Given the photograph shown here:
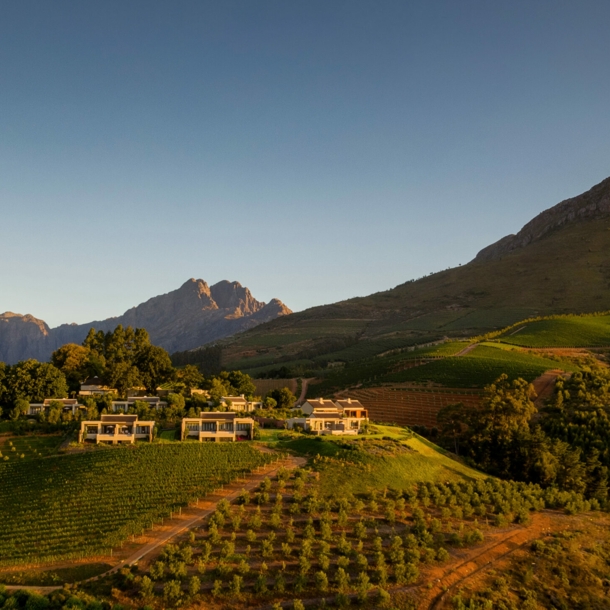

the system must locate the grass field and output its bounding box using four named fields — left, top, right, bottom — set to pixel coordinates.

left=272, top=425, right=485, bottom=497
left=497, top=314, right=610, bottom=347
left=0, top=435, right=63, bottom=462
